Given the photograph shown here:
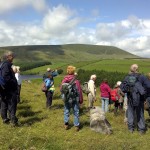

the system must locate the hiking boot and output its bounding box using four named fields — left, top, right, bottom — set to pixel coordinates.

left=129, top=130, right=134, bottom=134
left=139, top=131, right=146, bottom=135
left=64, top=125, right=69, bottom=130
left=75, top=126, right=80, bottom=132
left=3, top=118, right=10, bottom=124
